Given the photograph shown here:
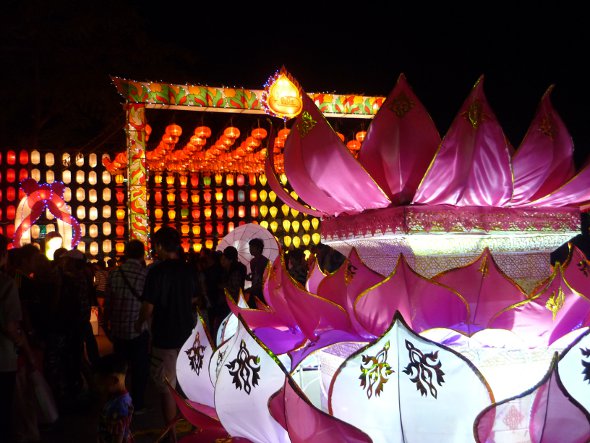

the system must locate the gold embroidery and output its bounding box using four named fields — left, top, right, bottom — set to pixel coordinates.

left=463, top=99, right=484, bottom=128
left=538, top=114, right=555, bottom=140
left=359, top=341, right=393, bottom=398
left=479, top=256, right=489, bottom=278
left=297, top=111, right=316, bottom=138
left=389, top=91, right=414, bottom=118
left=545, top=288, right=565, bottom=320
